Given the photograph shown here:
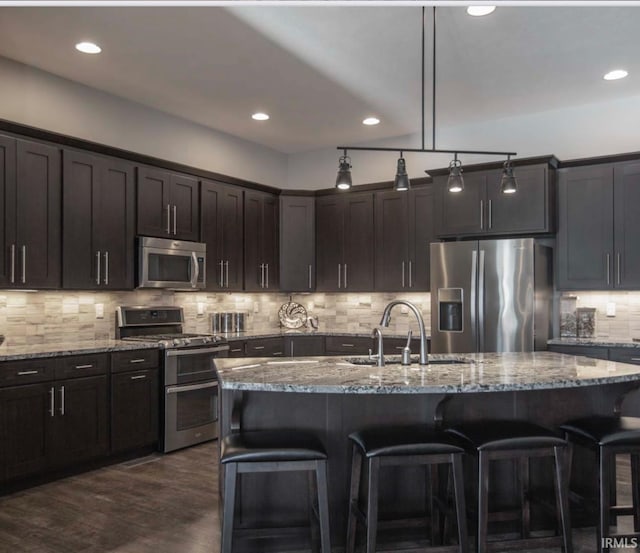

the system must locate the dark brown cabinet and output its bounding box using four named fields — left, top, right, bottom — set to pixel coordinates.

left=324, top=336, right=373, bottom=355
left=374, top=186, right=436, bottom=291
left=279, top=195, right=315, bottom=292
left=434, top=159, right=555, bottom=238
left=284, top=336, right=325, bottom=357
left=557, top=161, right=640, bottom=290
left=316, top=192, right=374, bottom=291
left=200, top=180, right=244, bottom=291
left=244, top=337, right=285, bottom=357
left=62, top=150, right=135, bottom=290
left=244, top=190, right=279, bottom=291
left=137, top=166, right=199, bottom=241
left=0, top=135, right=61, bottom=289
